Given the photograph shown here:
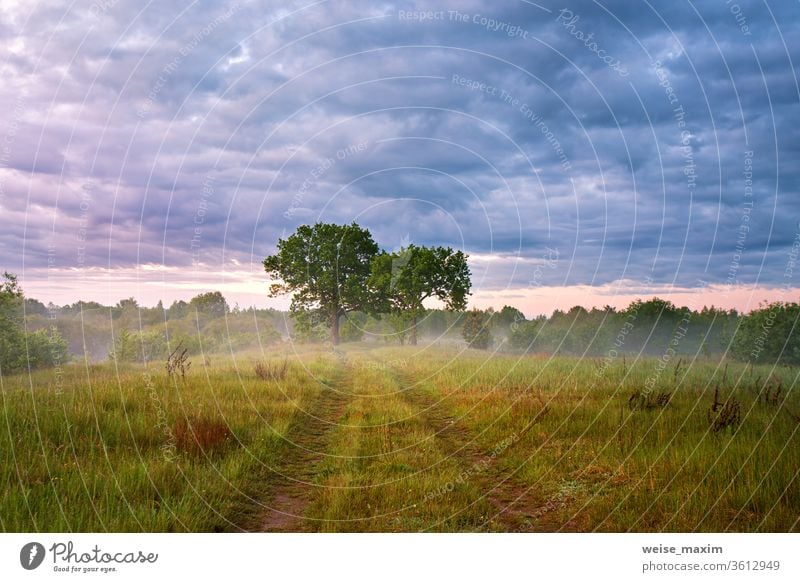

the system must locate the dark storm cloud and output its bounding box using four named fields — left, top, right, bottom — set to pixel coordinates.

left=1, top=0, right=798, bottom=295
